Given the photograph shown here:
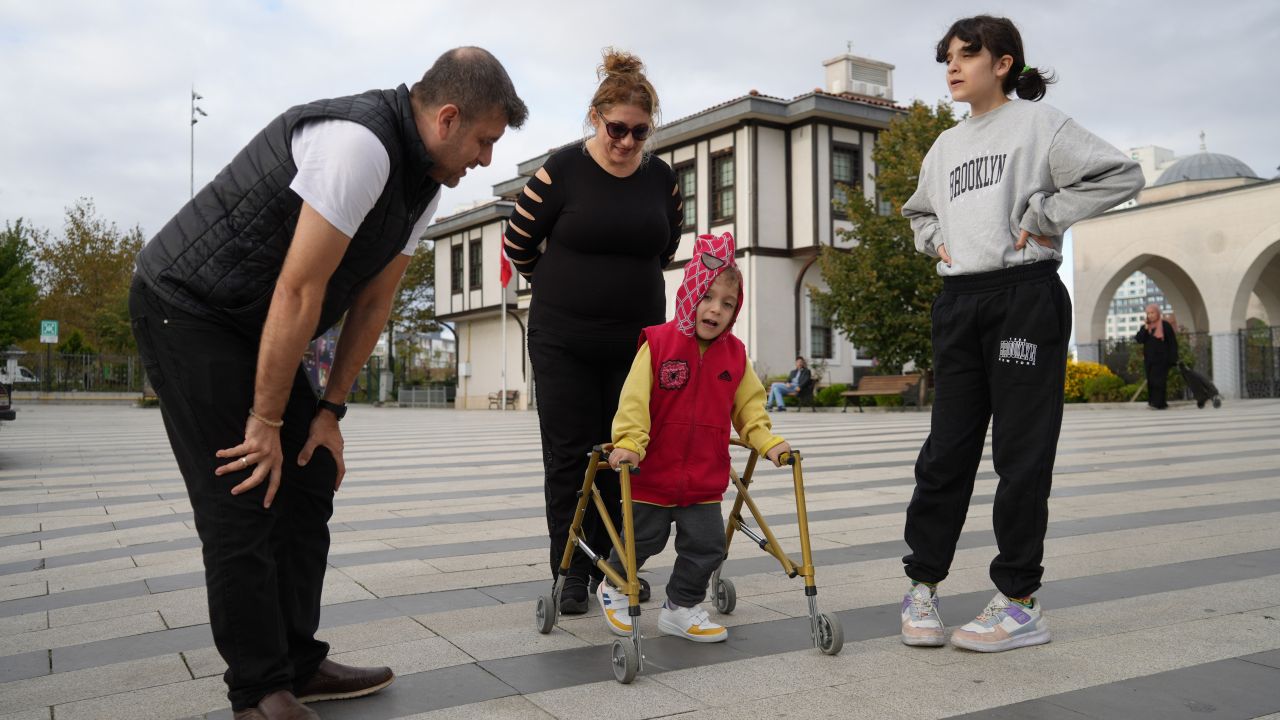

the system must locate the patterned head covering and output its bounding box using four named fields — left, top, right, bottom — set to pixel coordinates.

left=673, top=232, right=741, bottom=338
